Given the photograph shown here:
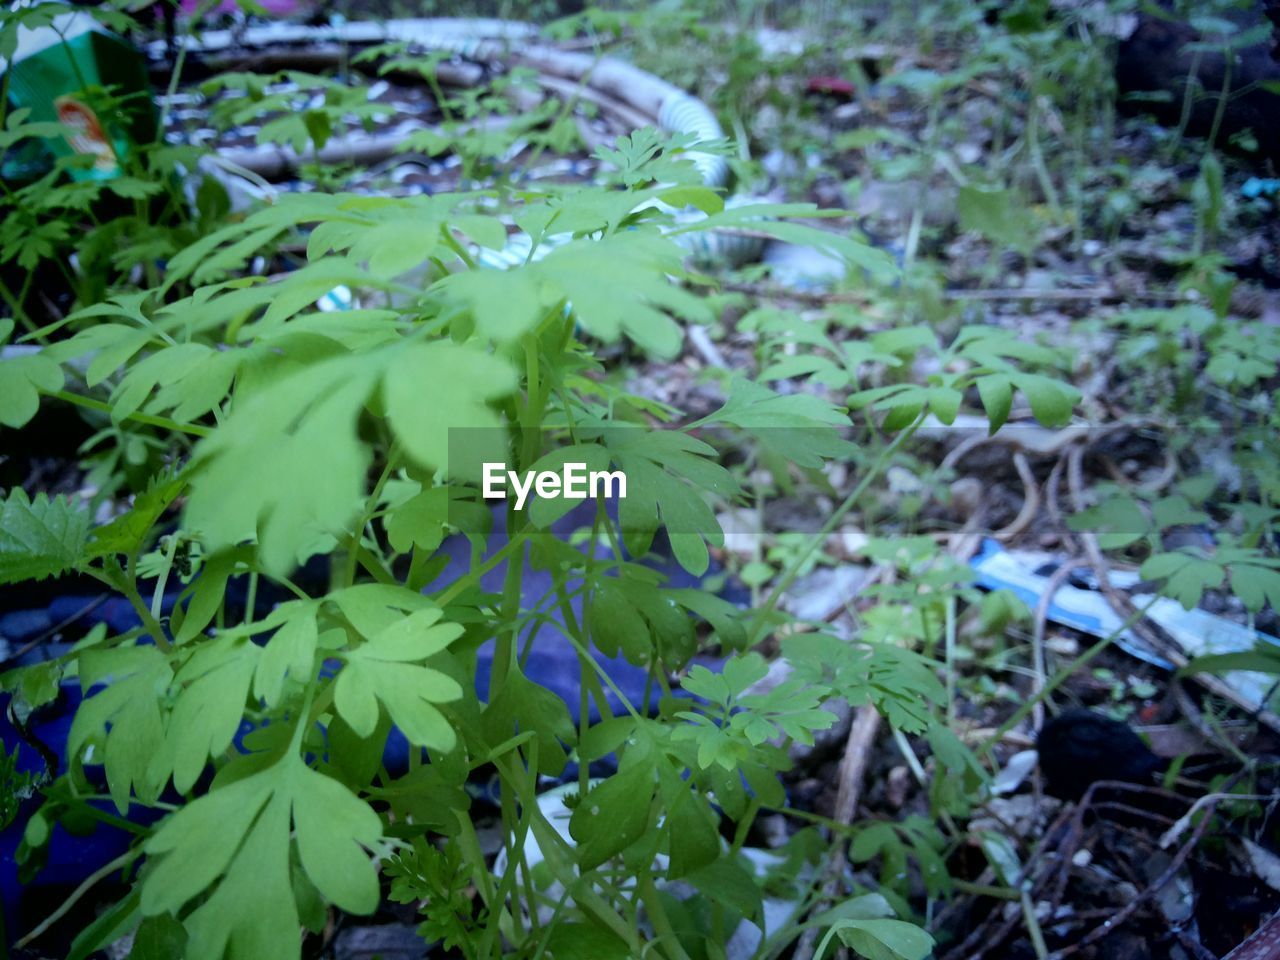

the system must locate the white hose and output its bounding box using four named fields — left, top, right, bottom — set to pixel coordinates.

left=171, top=17, right=771, bottom=269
